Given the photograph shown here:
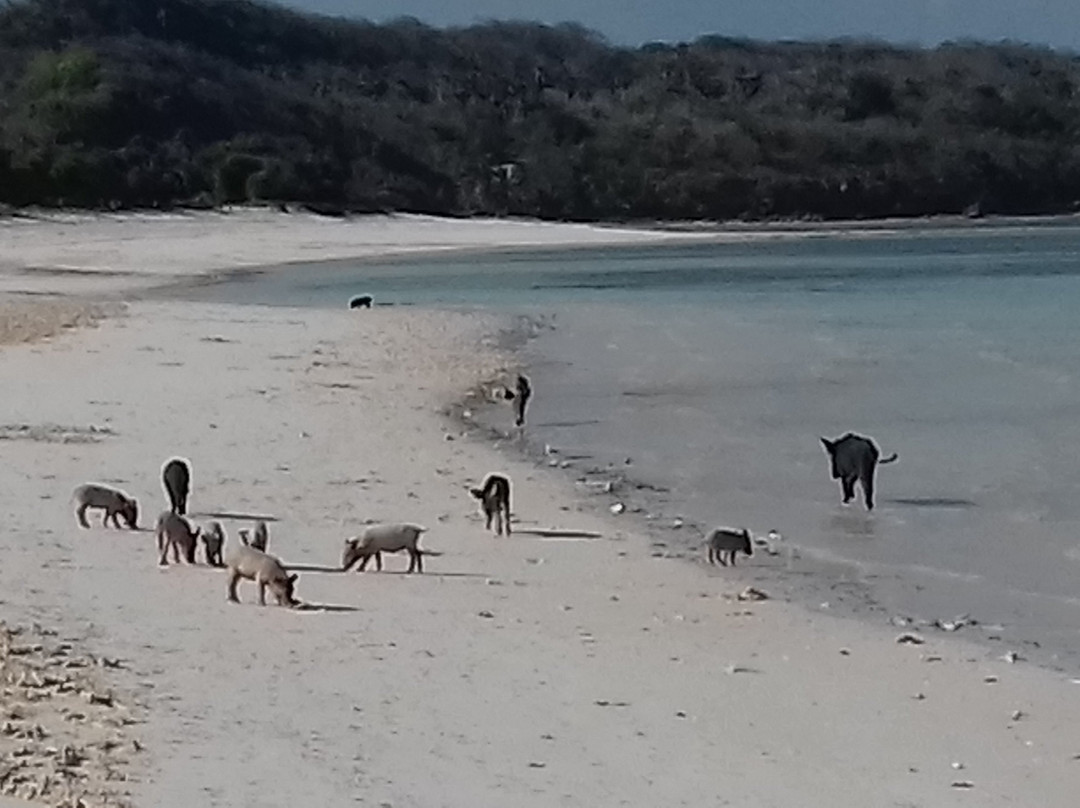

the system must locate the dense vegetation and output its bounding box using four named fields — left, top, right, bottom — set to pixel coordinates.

left=3, top=0, right=1080, bottom=221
